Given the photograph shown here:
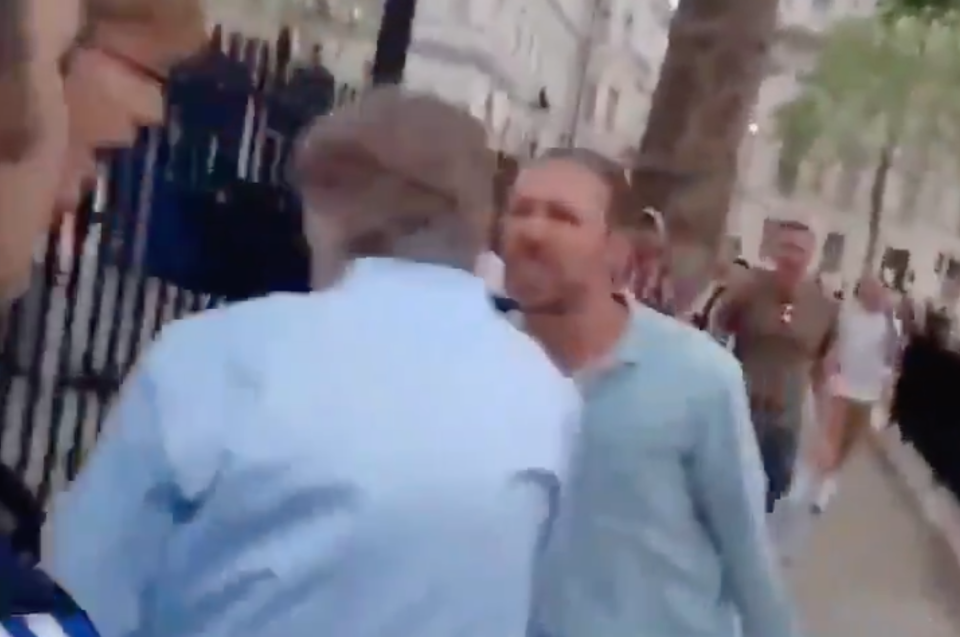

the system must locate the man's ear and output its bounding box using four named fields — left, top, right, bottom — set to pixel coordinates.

left=606, top=231, right=633, bottom=288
